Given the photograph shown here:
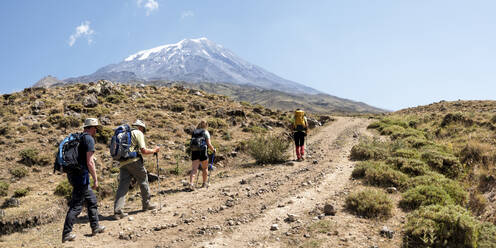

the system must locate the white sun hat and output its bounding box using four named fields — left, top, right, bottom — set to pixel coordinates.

left=83, top=118, right=101, bottom=128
